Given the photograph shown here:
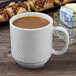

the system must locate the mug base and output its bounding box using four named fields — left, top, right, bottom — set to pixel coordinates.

left=16, top=60, right=47, bottom=69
